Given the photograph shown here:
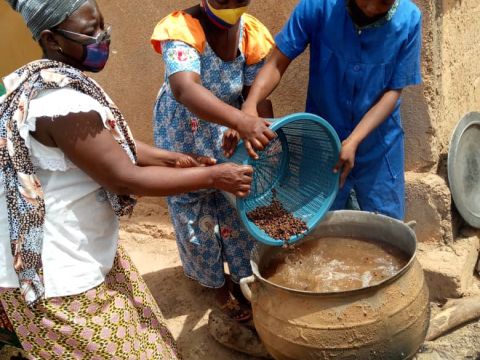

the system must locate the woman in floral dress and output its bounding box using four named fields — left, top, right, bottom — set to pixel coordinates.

left=151, top=0, right=275, bottom=320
